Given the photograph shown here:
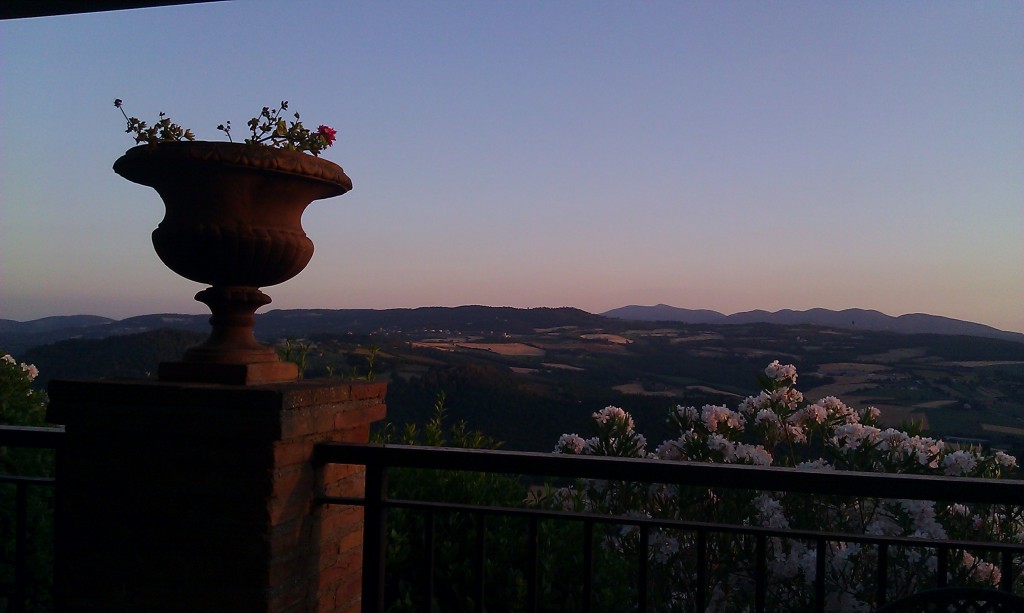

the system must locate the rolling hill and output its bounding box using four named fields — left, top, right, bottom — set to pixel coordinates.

left=7, top=306, right=1023, bottom=454
left=601, top=305, right=1024, bottom=343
